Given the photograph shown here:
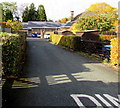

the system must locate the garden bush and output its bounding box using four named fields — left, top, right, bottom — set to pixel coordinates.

left=1, top=32, right=26, bottom=77
left=58, top=35, right=81, bottom=51
left=50, top=34, right=81, bottom=51
left=50, top=34, right=63, bottom=45
left=99, top=35, right=117, bottom=41
left=110, top=38, right=120, bottom=66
